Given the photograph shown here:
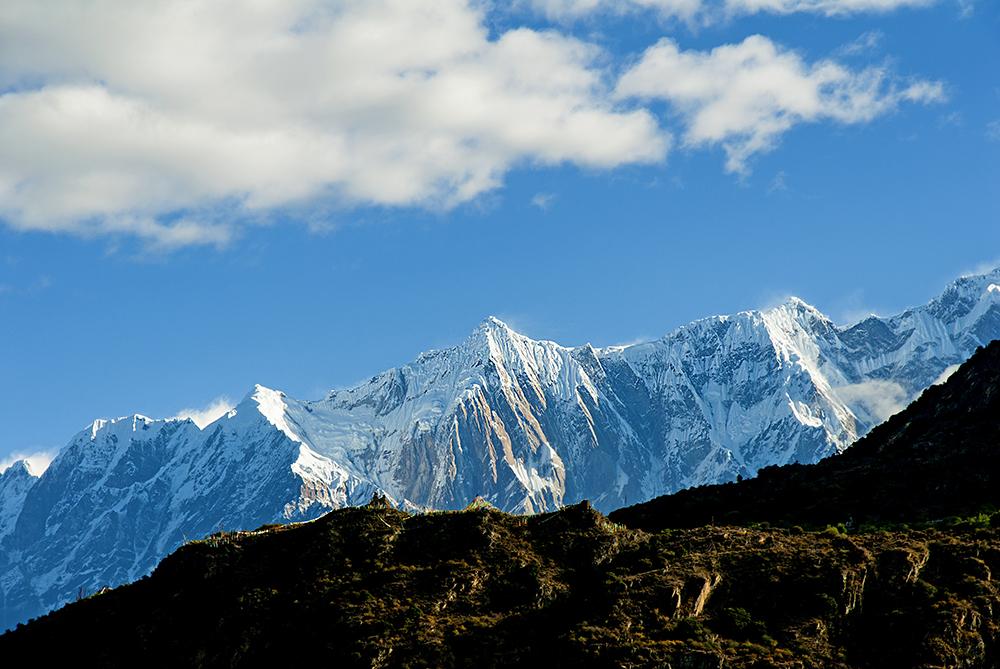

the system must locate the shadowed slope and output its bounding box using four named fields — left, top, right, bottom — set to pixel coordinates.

left=6, top=500, right=1000, bottom=667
